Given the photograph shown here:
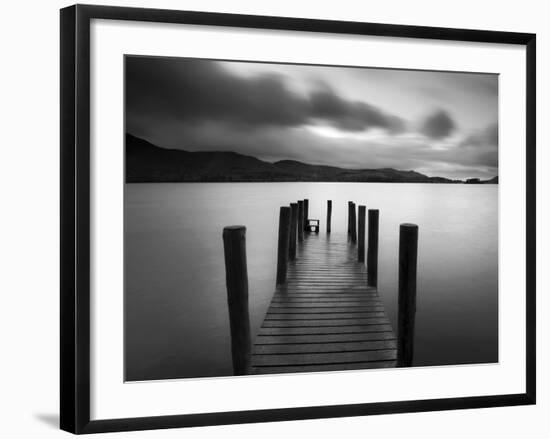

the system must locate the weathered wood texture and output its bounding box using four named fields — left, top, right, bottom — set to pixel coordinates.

left=367, top=209, right=379, bottom=287
left=276, top=207, right=291, bottom=285
left=350, top=202, right=357, bottom=244
left=251, top=233, right=396, bottom=375
left=222, top=226, right=251, bottom=375
left=289, top=203, right=298, bottom=260
left=327, top=200, right=332, bottom=234
left=304, top=199, right=309, bottom=230
left=358, top=205, right=366, bottom=262
left=297, top=200, right=304, bottom=243
left=397, top=223, right=418, bottom=367
left=348, top=201, right=353, bottom=236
